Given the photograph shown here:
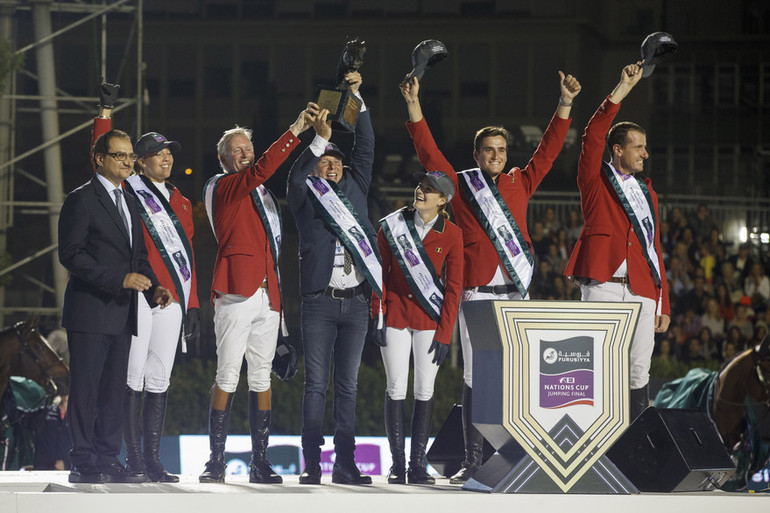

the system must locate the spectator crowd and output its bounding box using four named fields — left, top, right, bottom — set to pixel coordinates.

left=525, top=203, right=770, bottom=370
